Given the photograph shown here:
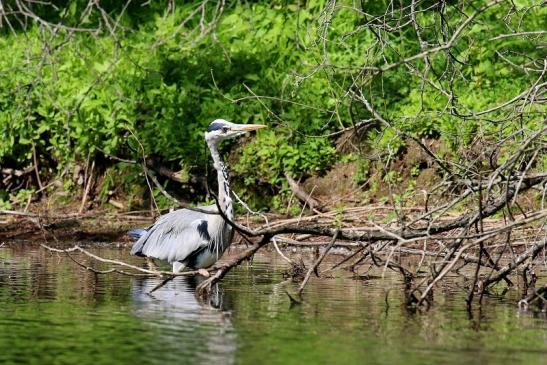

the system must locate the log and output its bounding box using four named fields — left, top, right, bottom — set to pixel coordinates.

left=285, top=172, right=325, bottom=212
